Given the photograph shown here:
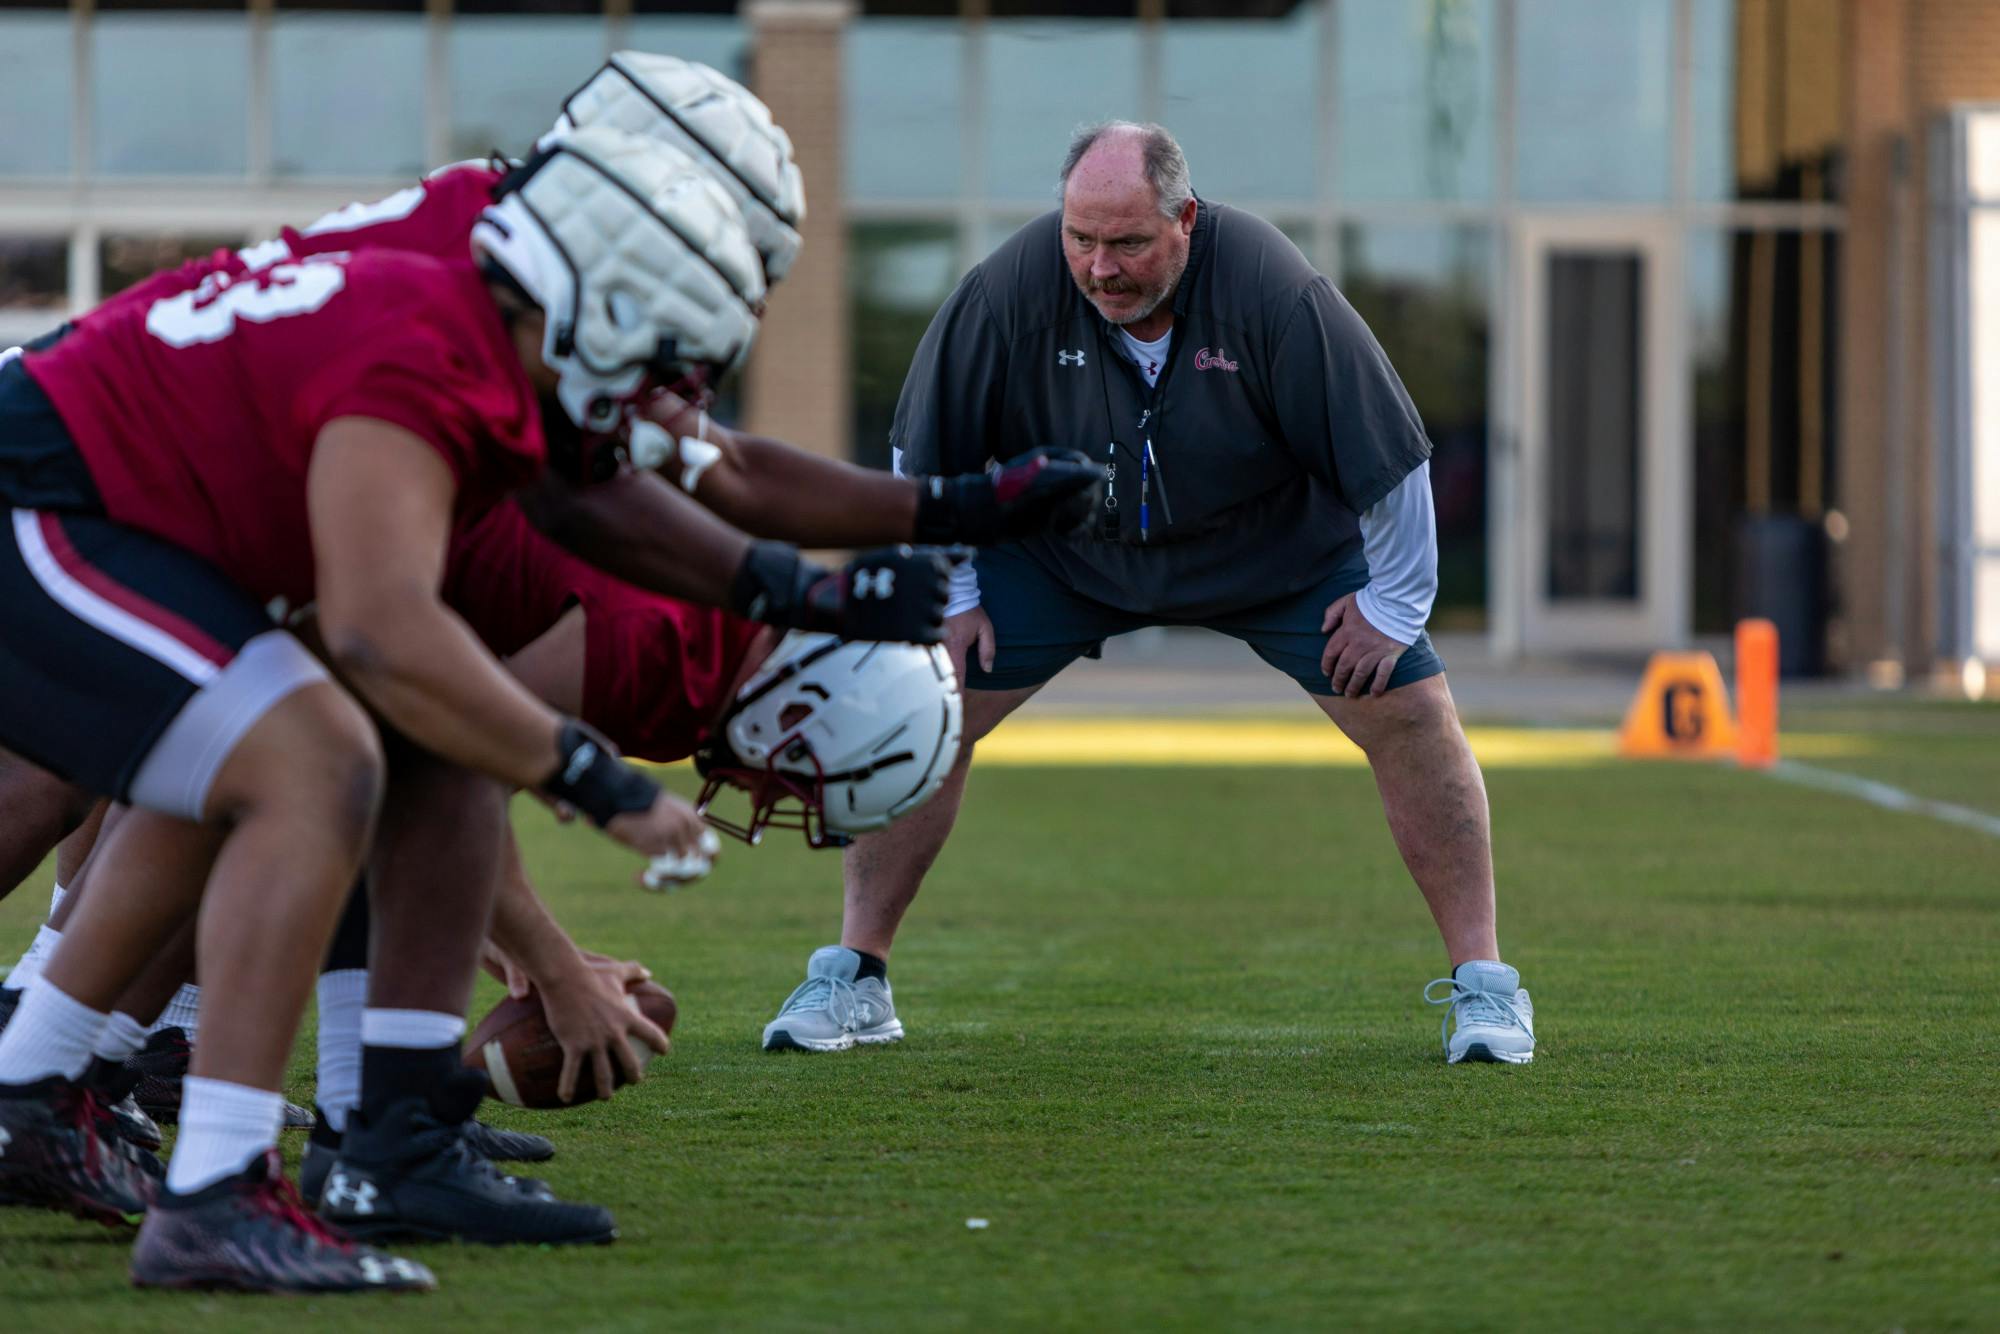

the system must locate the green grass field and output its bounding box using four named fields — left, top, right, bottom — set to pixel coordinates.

left=2, top=701, right=1997, bottom=1331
